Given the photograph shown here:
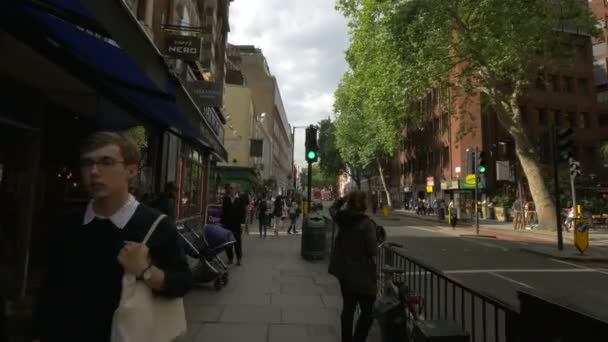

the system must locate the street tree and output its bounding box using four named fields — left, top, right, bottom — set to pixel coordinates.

left=336, top=0, right=597, bottom=229
left=333, top=0, right=408, bottom=206
left=318, top=119, right=345, bottom=177
left=300, top=164, right=336, bottom=190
